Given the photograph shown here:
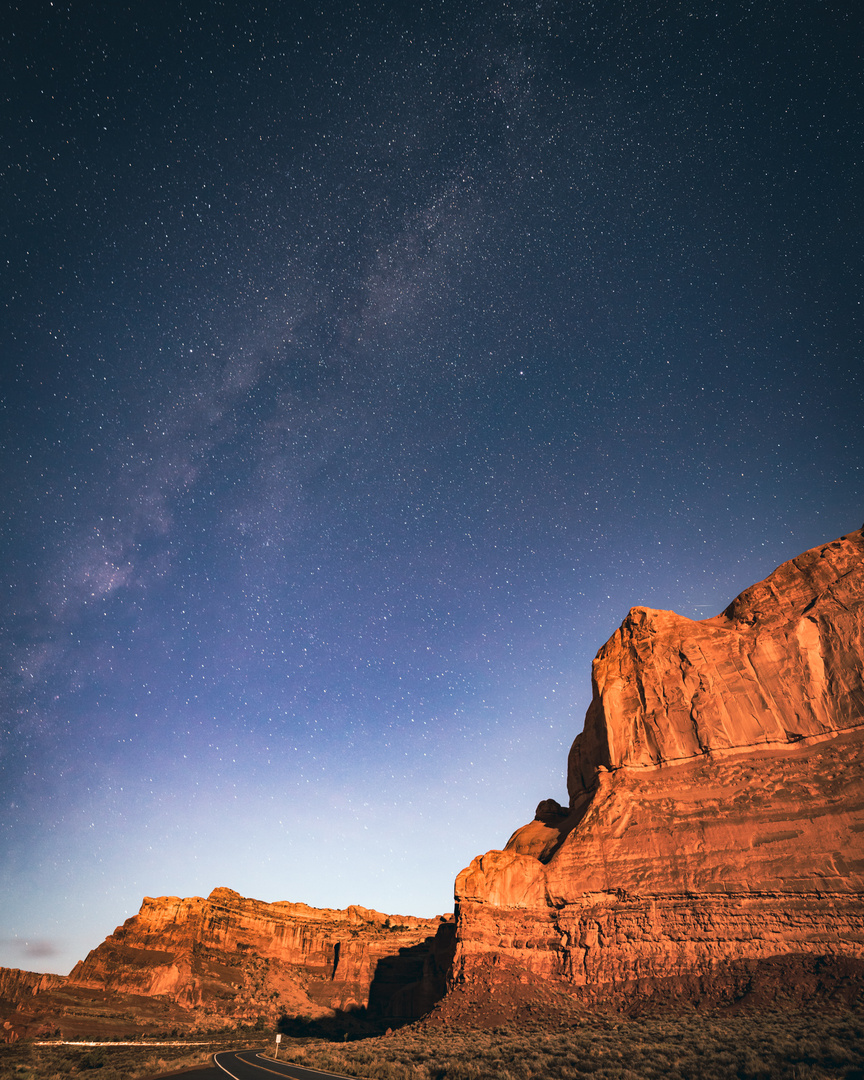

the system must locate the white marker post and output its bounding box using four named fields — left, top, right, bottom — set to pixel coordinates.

left=275, top=1033, right=282, bottom=1059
